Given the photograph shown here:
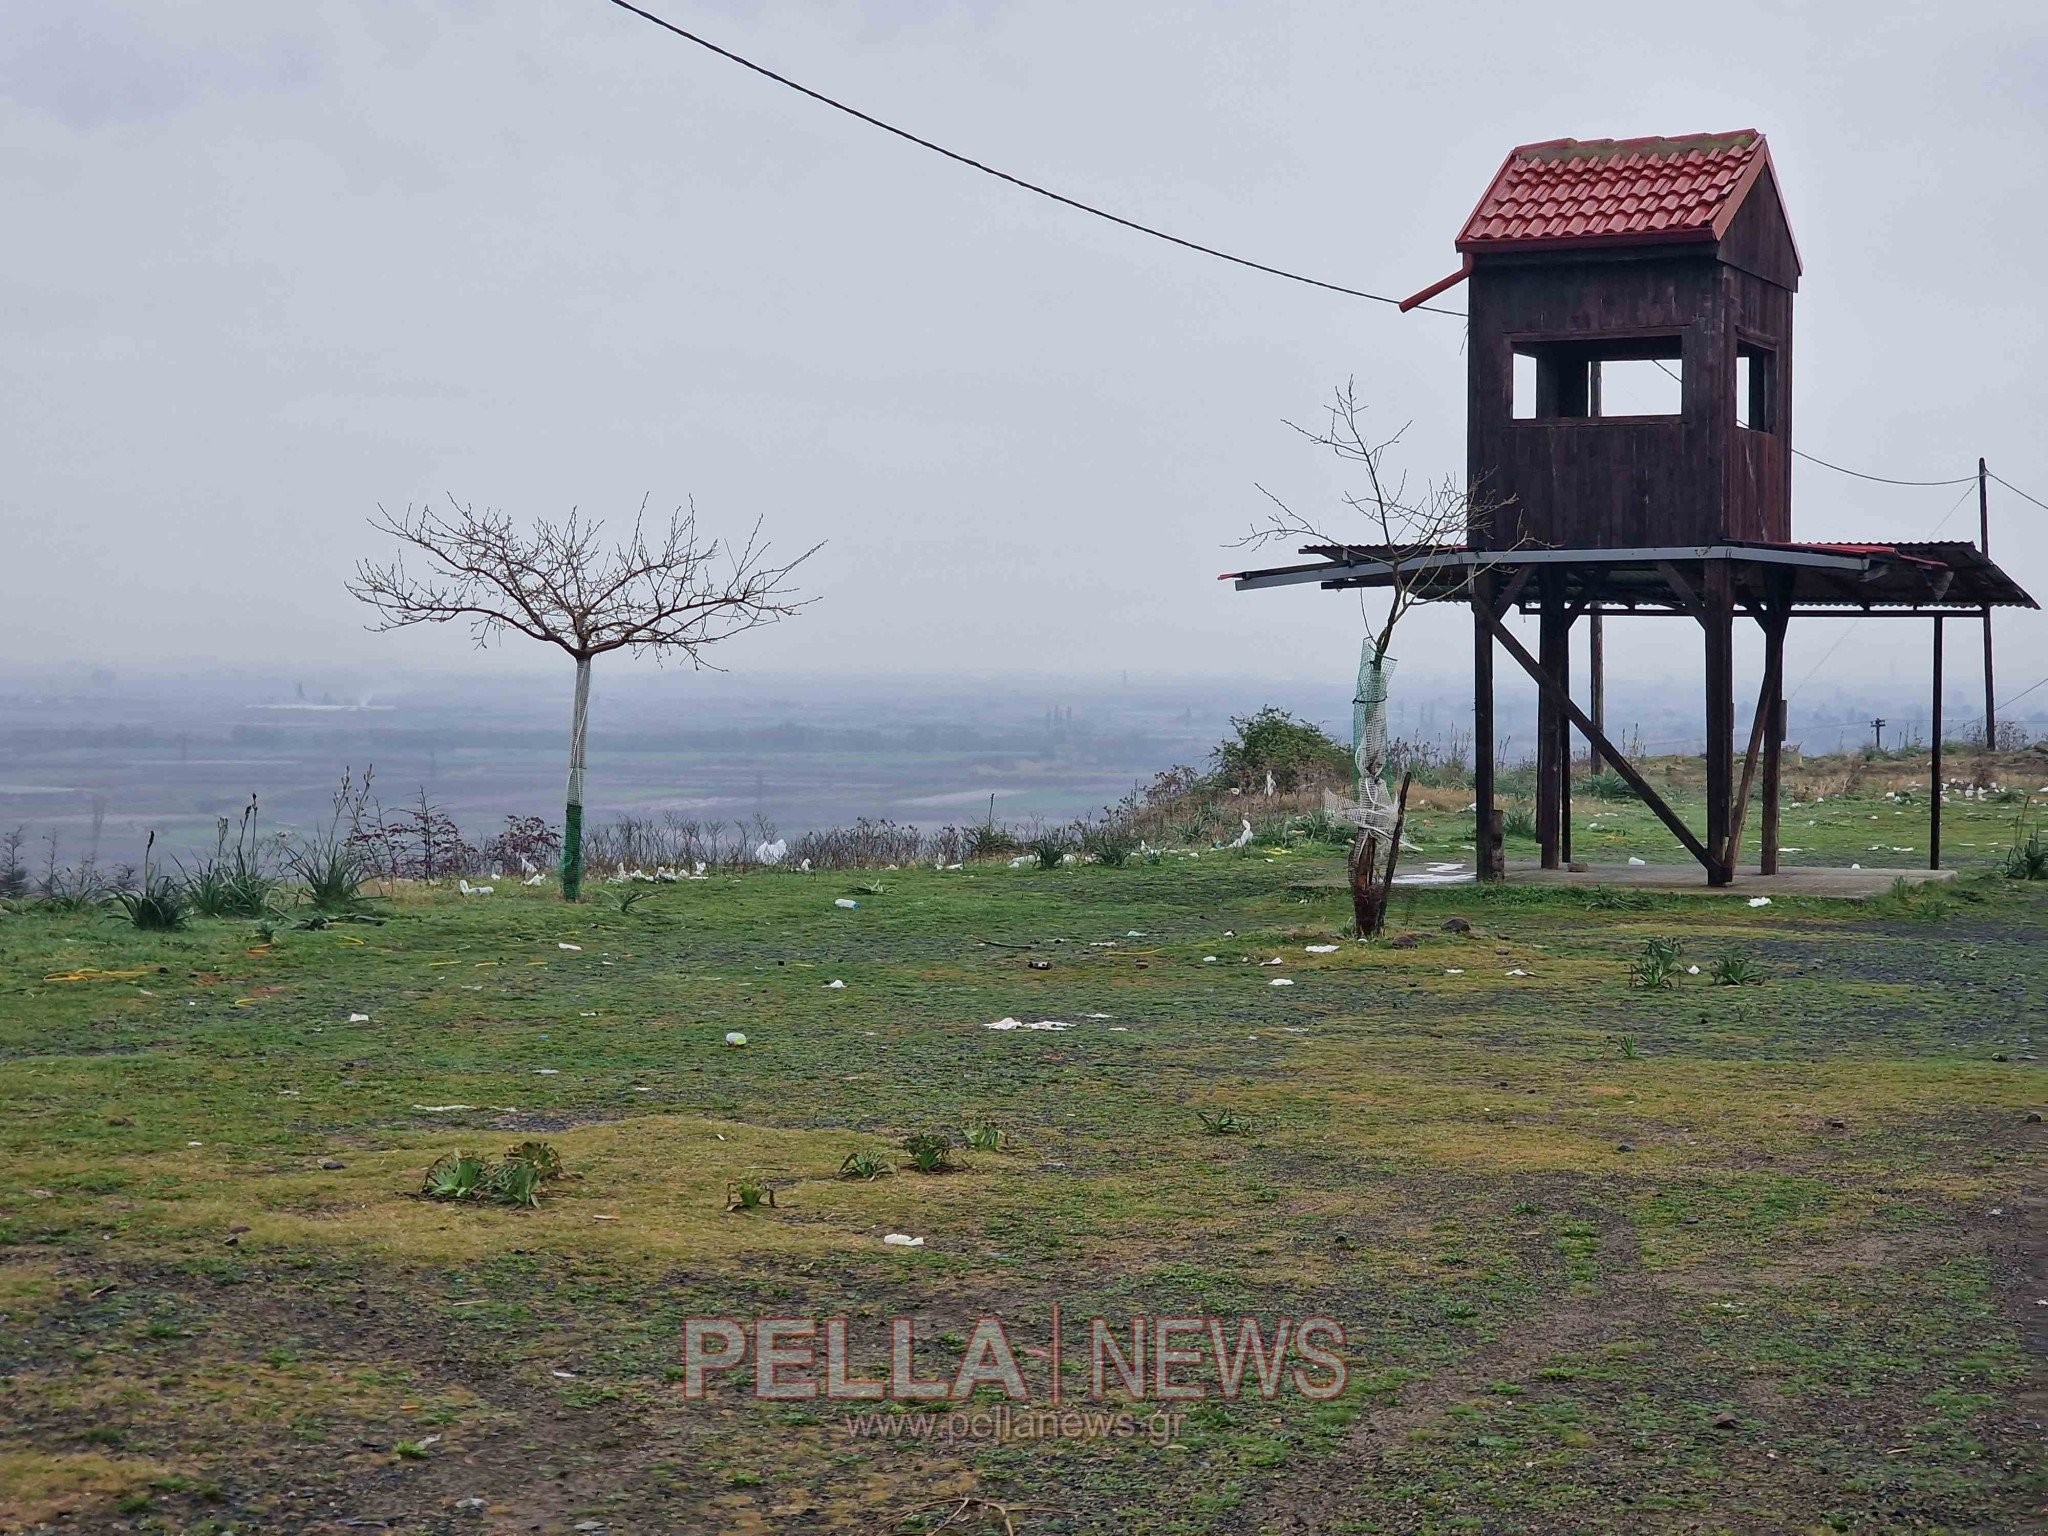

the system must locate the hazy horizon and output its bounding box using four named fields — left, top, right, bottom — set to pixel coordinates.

left=4, top=0, right=2045, bottom=701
